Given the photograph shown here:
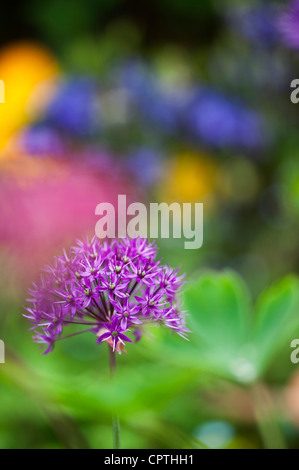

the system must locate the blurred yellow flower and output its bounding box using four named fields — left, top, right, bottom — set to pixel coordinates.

left=157, top=151, right=217, bottom=204
left=0, top=41, right=59, bottom=152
